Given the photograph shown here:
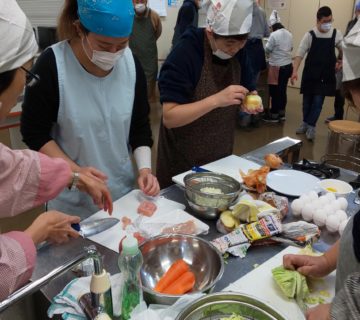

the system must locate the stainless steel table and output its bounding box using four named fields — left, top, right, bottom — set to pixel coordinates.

left=28, top=137, right=360, bottom=312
